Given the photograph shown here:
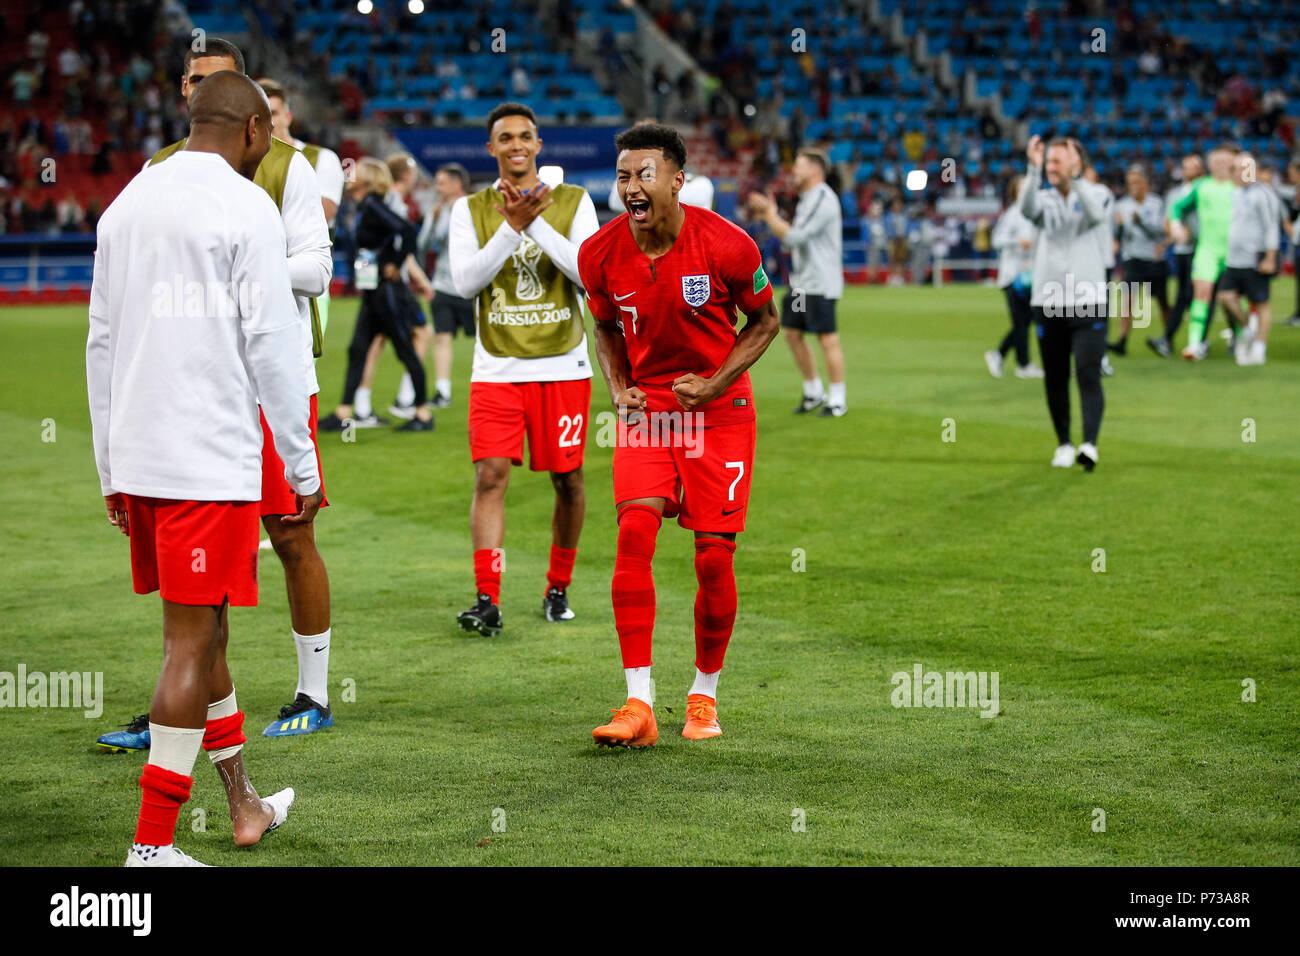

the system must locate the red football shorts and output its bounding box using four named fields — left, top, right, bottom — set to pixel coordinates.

left=124, top=496, right=260, bottom=606
left=468, top=379, right=592, bottom=473
left=260, top=393, right=328, bottom=517
left=612, top=418, right=757, bottom=532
